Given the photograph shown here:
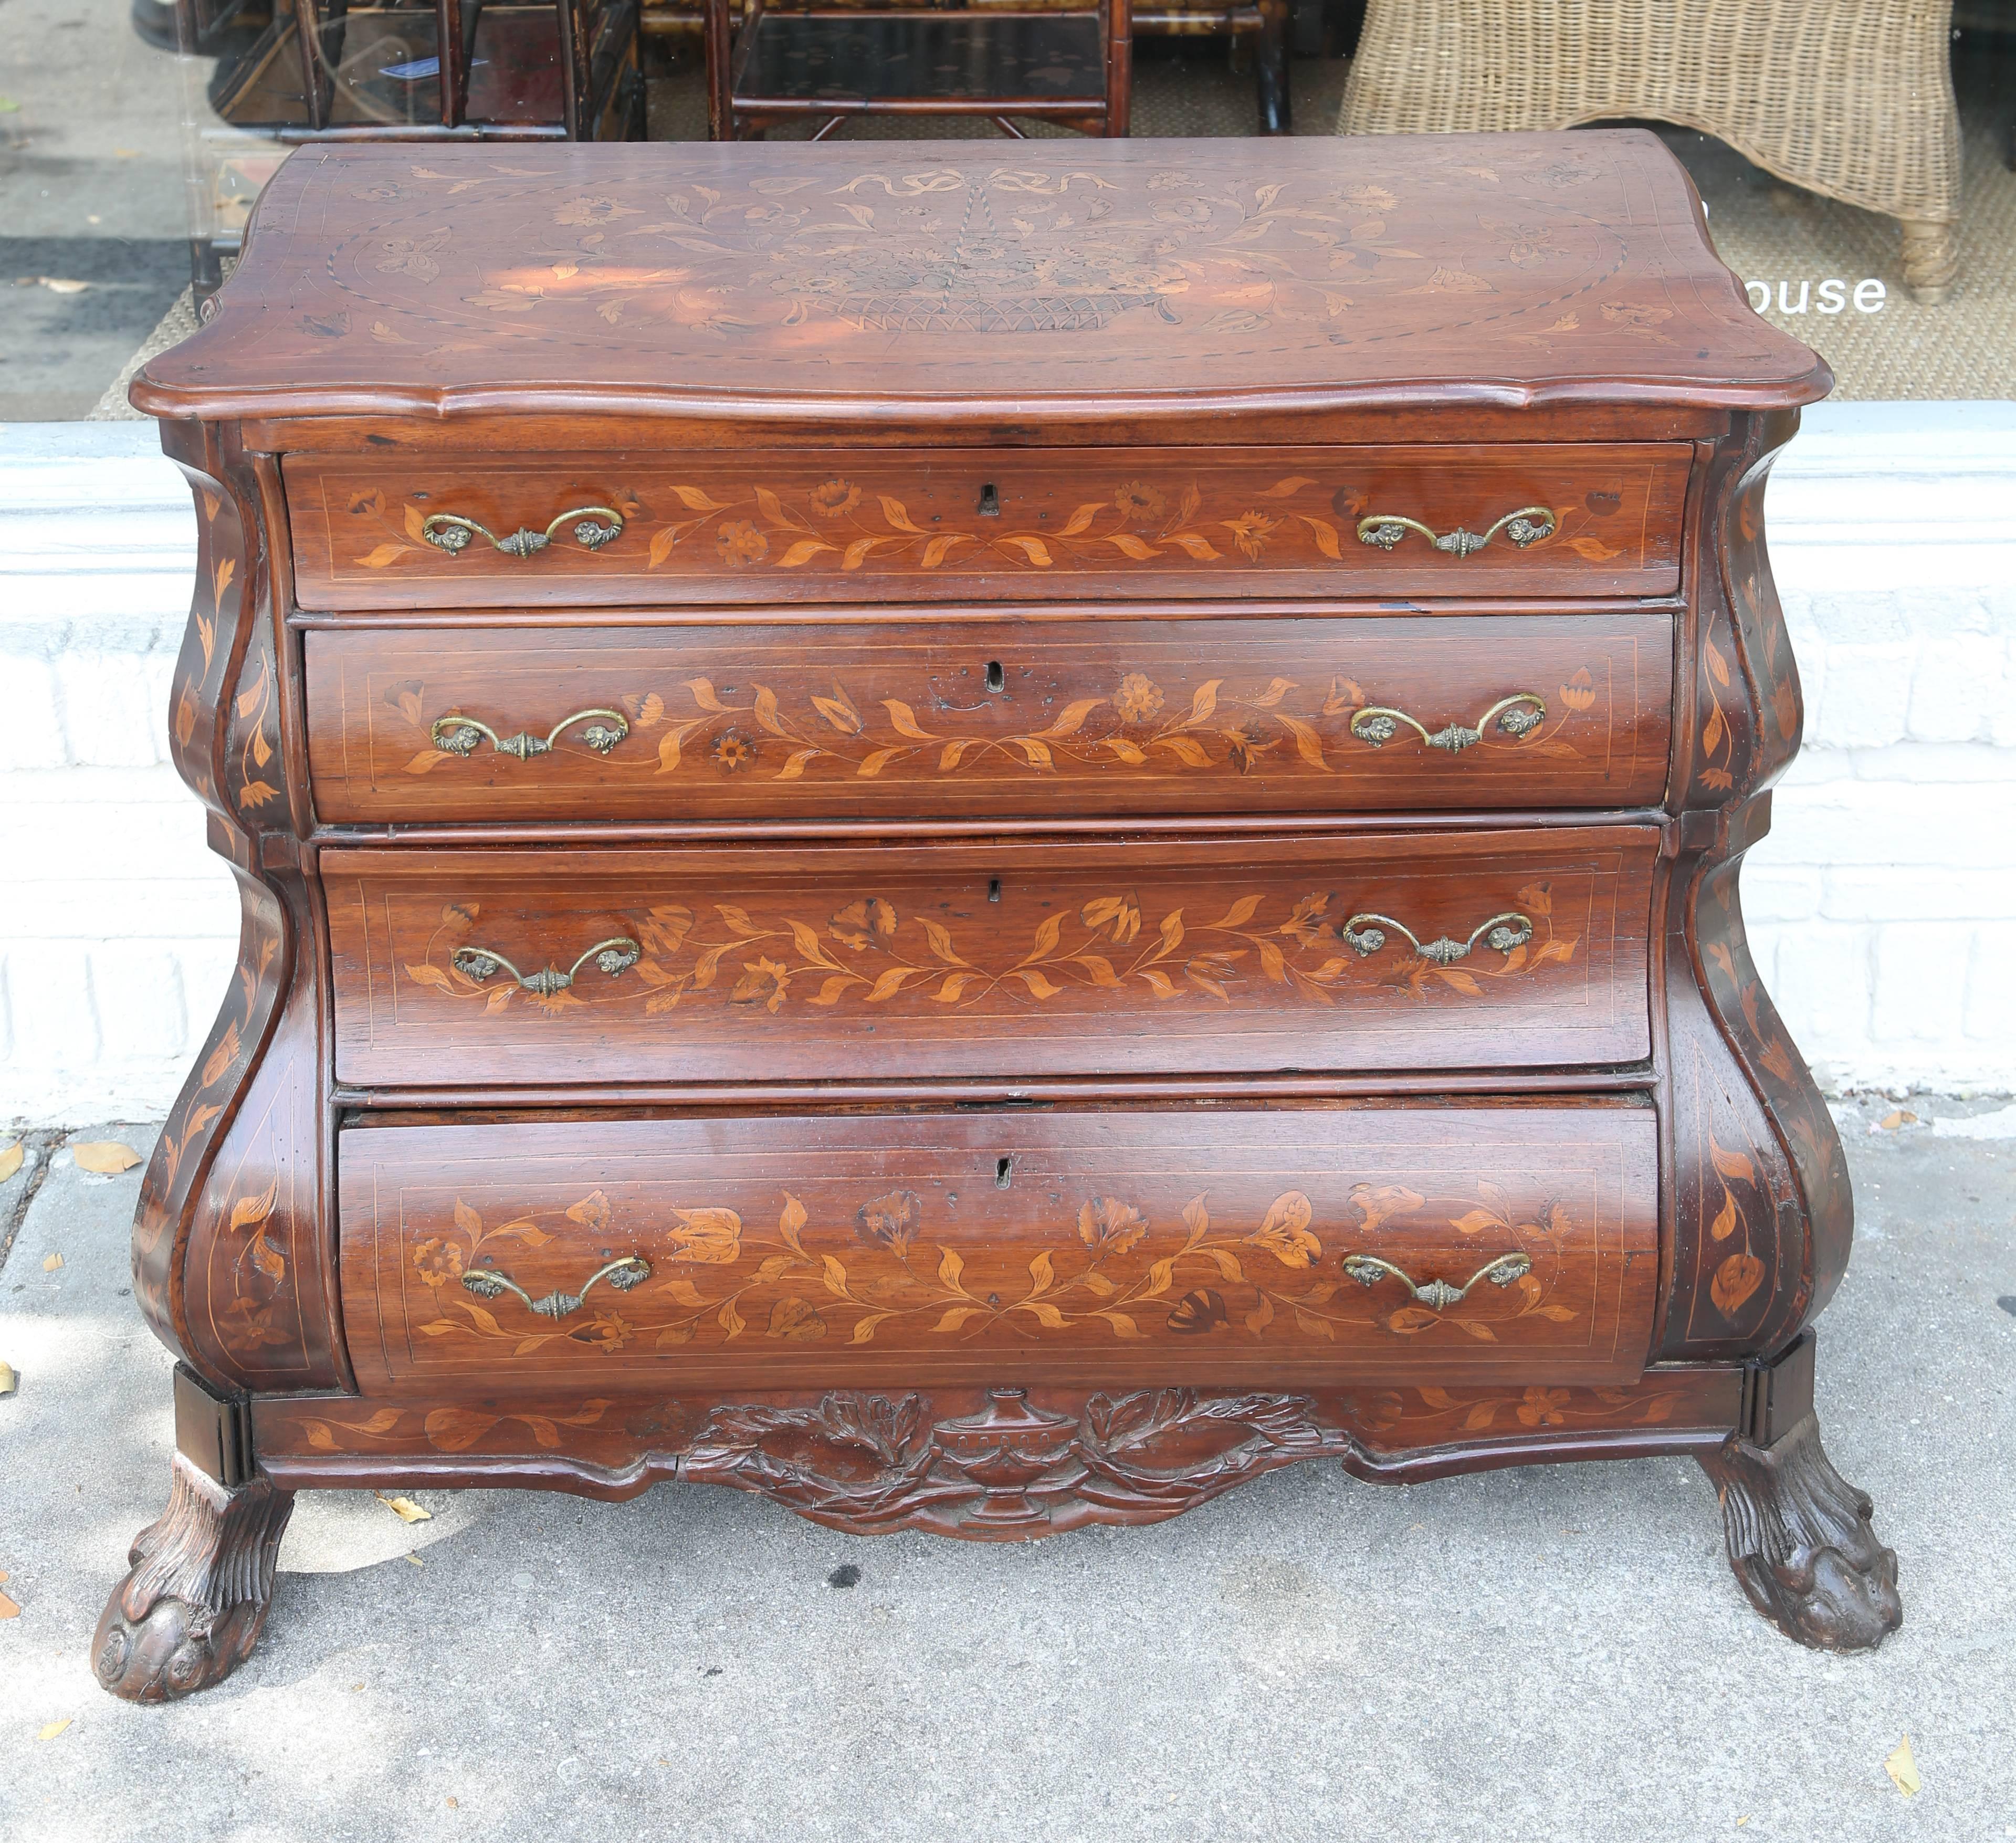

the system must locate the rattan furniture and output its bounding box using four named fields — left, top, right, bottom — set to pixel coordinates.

left=1338, top=0, right=1964, bottom=302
